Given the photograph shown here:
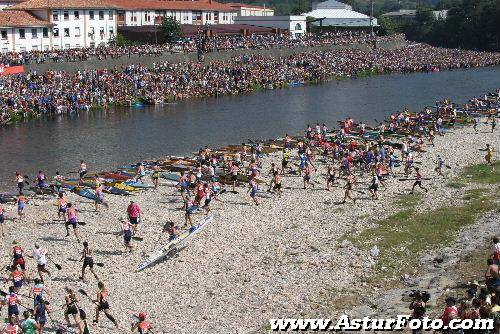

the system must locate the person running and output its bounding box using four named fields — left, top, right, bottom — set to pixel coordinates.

left=36, top=170, right=47, bottom=192
left=326, top=165, right=337, bottom=191
left=65, top=203, right=81, bottom=242
left=33, top=243, right=51, bottom=282
left=80, top=242, right=98, bottom=281
left=247, top=178, right=259, bottom=206
left=56, top=192, right=68, bottom=220
left=53, top=171, right=64, bottom=193
left=22, top=310, right=39, bottom=334
left=131, top=313, right=153, bottom=334
left=228, top=162, right=240, bottom=193
left=410, top=167, right=428, bottom=194
left=281, top=148, right=291, bottom=175
left=63, top=287, right=83, bottom=333
left=121, top=218, right=133, bottom=252
left=127, top=201, right=141, bottom=235
left=492, top=116, right=497, bottom=133
left=30, top=278, right=51, bottom=307
left=16, top=193, right=27, bottom=222
left=8, top=265, right=26, bottom=293
left=79, top=160, right=87, bottom=184
left=94, top=182, right=106, bottom=212
left=33, top=298, right=50, bottom=334
left=184, top=197, right=198, bottom=227
left=151, top=165, right=160, bottom=189
left=15, top=172, right=24, bottom=195
left=368, top=172, right=379, bottom=200
left=0, top=204, right=5, bottom=237
left=435, top=155, right=445, bottom=177
left=303, top=161, right=315, bottom=189
left=483, top=144, right=494, bottom=165
left=273, top=173, right=283, bottom=197
left=6, top=286, right=21, bottom=324
left=12, top=241, right=26, bottom=272
left=267, top=163, right=279, bottom=192
left=202, top=183, right=214, bottom=214
left=473, top=117, right=478, bottom=133
left=163, top=222, right=179, bottom=241
left=341, top=173, right=357, bottom=204
left=93, top=282, right=118, bottom=328
left=136, top=163, right=146, bottom=183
